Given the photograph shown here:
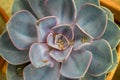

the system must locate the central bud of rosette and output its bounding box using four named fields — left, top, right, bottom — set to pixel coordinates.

left=47, top=33, right=69, bottom=51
